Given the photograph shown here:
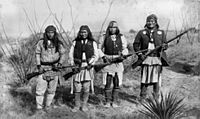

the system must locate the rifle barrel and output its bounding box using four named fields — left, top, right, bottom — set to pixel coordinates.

left=145, top=29, right=191, bottom=56
left=166, top=30, right=189, bottom=43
